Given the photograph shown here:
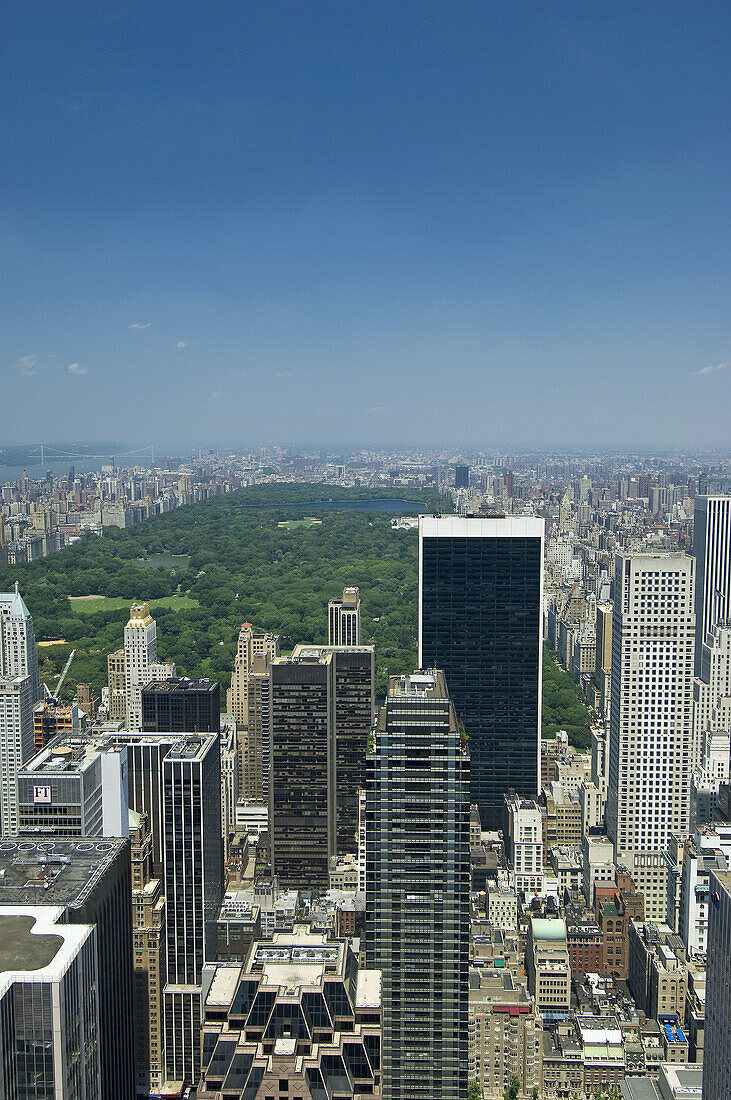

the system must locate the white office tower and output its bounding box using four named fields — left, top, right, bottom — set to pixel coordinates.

left=606, top=553, right=695, bottom=921
left=0, top=584, right=41, bottom=700
left=0, top=585, right=41, bottom=834
left=0, top=906, right=101, bottom=1097
left=693, top=495, right=731, bottom=676
left=328, top=586, right=361, bottom=646
left=505, top=794, right=544, bottom=896
left=123, top=602, right=174, bottom=730
left=693, top=623, right=731, bottom=771
left=0, top=676, right=36, bottom=834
